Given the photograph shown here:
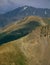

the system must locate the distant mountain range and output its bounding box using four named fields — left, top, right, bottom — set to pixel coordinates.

left=0, top=5, right=50, bottom=27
